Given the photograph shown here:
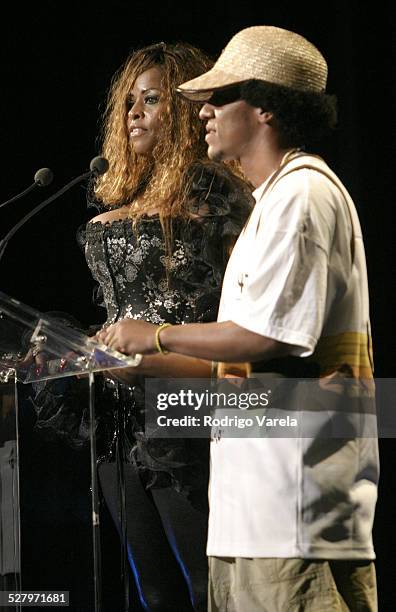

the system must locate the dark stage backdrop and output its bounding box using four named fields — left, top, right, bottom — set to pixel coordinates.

left=1, top=0, right=395, bottom=608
